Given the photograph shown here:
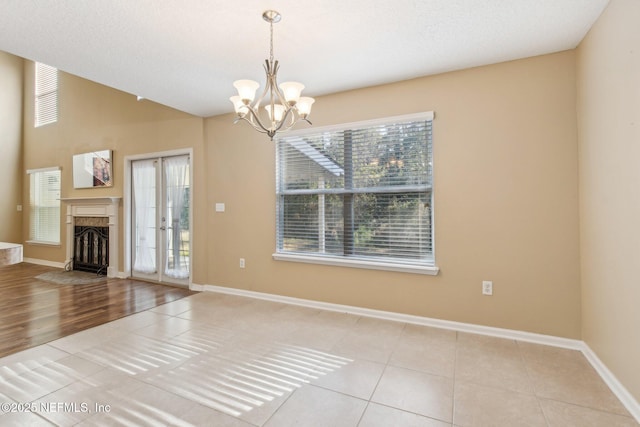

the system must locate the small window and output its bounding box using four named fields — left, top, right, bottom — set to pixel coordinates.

left=35, top=62, right=58, bottom=127
left=27, top=167, right=61, bottom=245
left=275, top=112, right=435, bottom=273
